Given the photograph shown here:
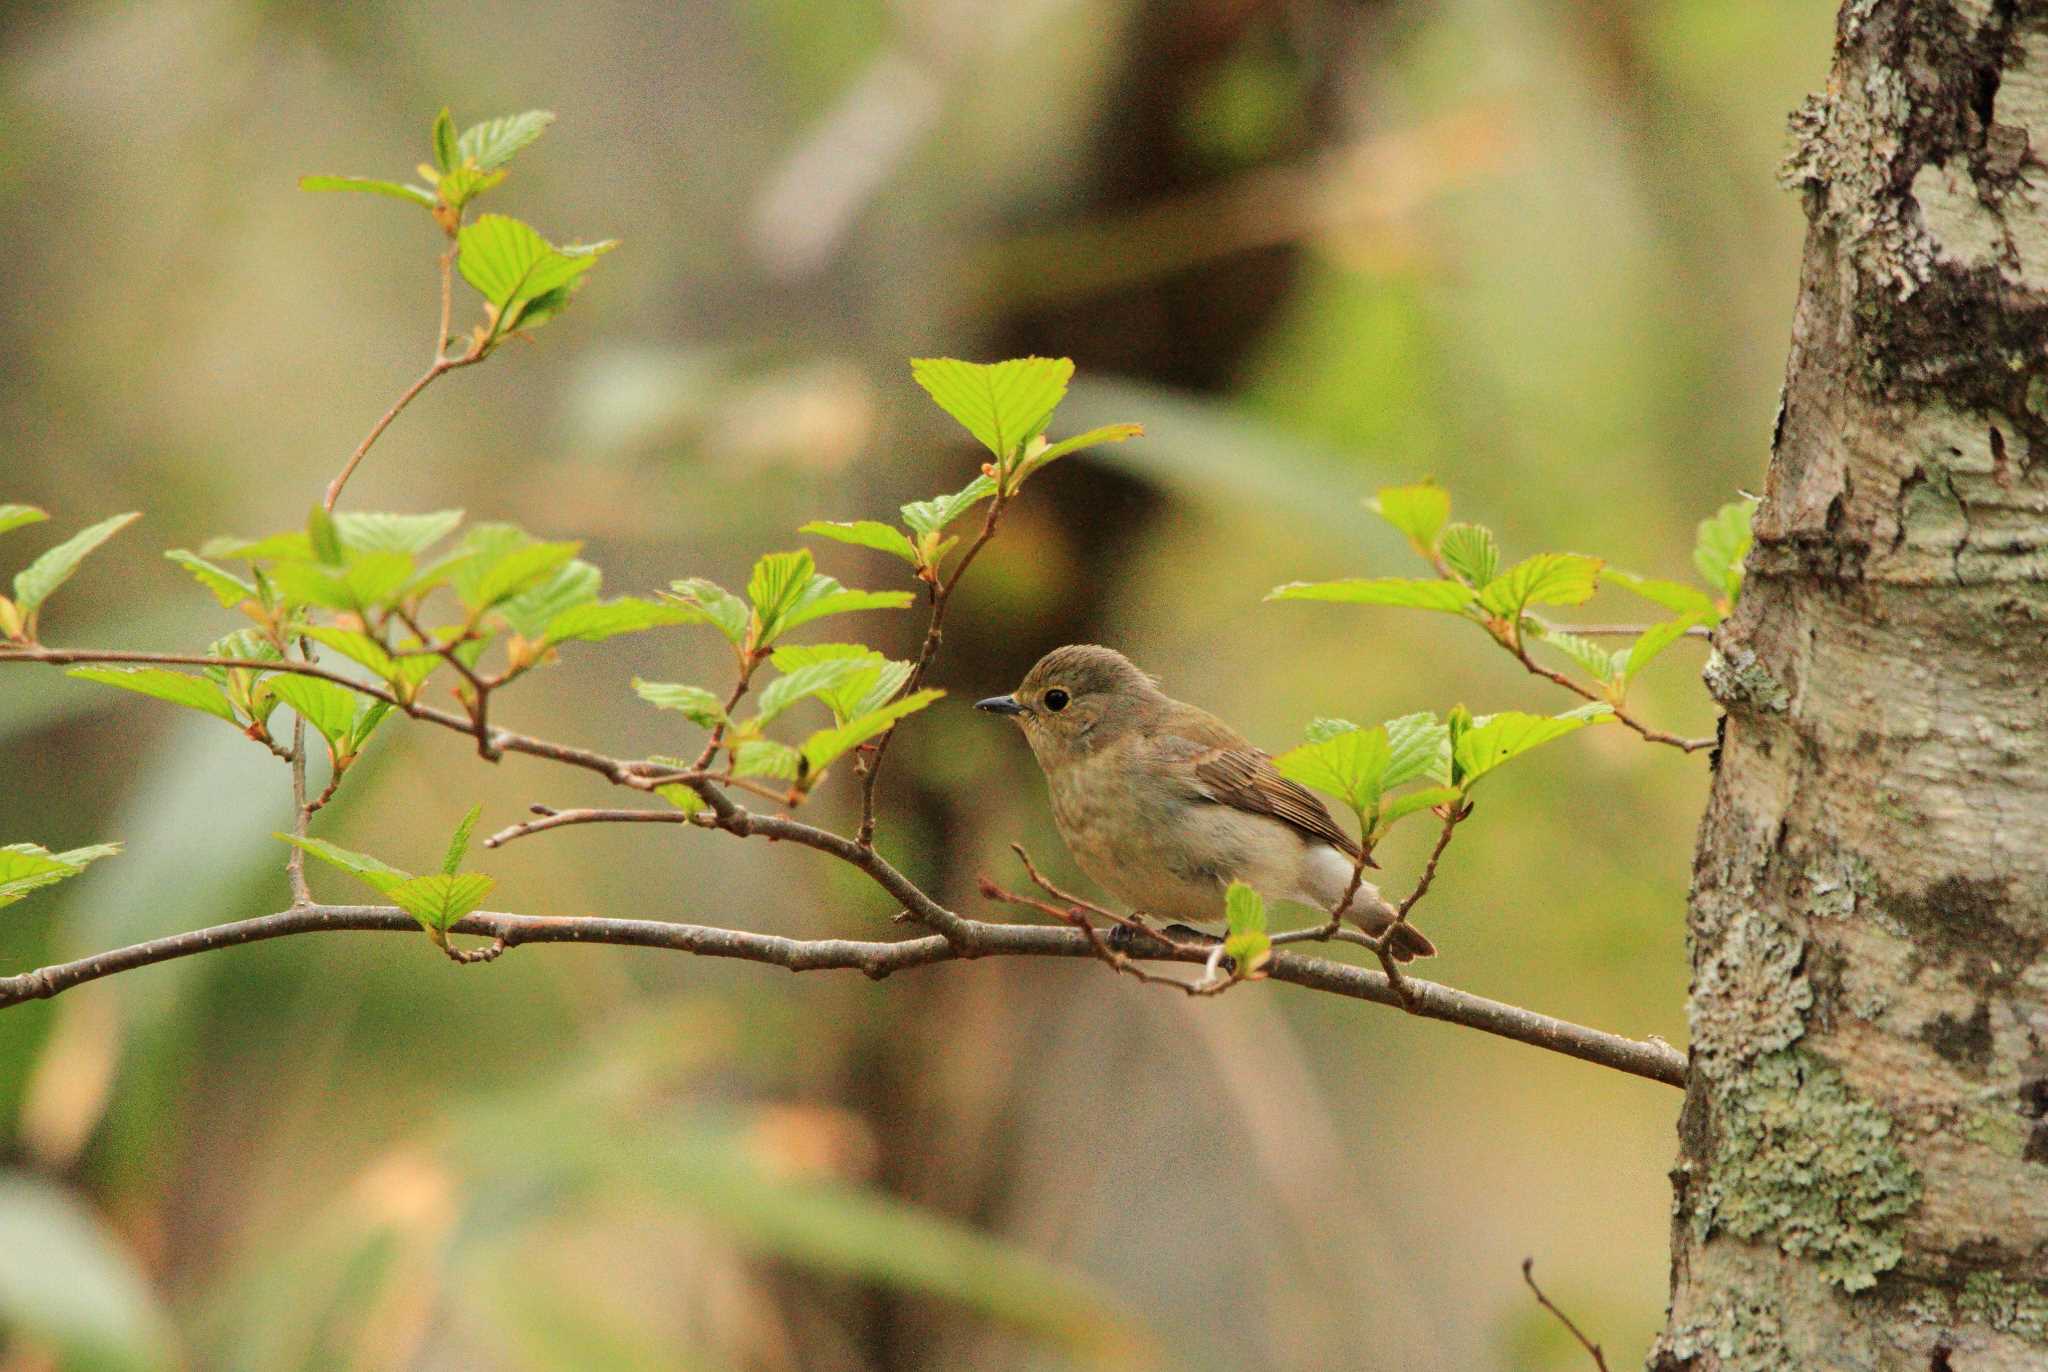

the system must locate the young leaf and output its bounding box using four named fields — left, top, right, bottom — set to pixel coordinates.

left=298, top=175, right=437, bottom=207
left=733, top=739, right=802, bottom=781
left=777, top=579, right=912, bottom=637
left=1534, top=627, right=1618, bottom=684
left=1477, top=553, right=1603, bottom=620
left=302, top=627, right=400, bottom=681
left=771, top=645, right=907, bottom=721
left=200, top=530, right=314, bottom=562
left=1452, top=704, right=1612, bottom=788
left=747, top=550, right=815, bottom=636
left=540, top=597, right=696, bottom=646
left=431, top=106, right=460, bottom=174
left=458, top=215, right=616, bottom=336
left=799, top=520, right=919, bottom=565
left=66, top=666, right=237, bottom=723
left=389, top=872, right=495, bottom=934
left=13, top=512, right=141, bottom=616
left=1620, top=612, right=1711, bottom=685
left=453, top=528, right=583, bottom=611
left=632, top=679, right=727, bottom=728
left=458, top=110, right=556, bottom=170
left=900, top=474, right=997, bottom=539
left=909, top=357, right=1074, bottom=463
left=754, top=658, right=877, bottom=724
left=1694, top=498, right=1757, bottom=603
left=1267, top=578, right=1476, bottom=612
left=1372, top=786, right=1462, bottom=836
left=0, top=842, right=121, bottom=909
left=335, top=510, right=464, bottom=556
left=1604, top=569, right=1718, bottom=618
left=307, top=505, right=345, bottom=564
left=662, top=578, right=751, bottom=647
left=798, top=689, right=943, bottom=774
left=1015, top=422, right=1144, bottom=479
left=275, top=834, right=410, bottom=893
left=1222, top=881, right=1271, bottom=977
left=1304, top=716, right=1359, bottom=743
left=1436, top=523, right=1499, bottom=587
left=1275, top=725, right=1392, bottom=817
left=1382, top=712, right=1451, bottom=789
left=436, top=165, right=505, bottom=209
left=349, top=699, right=394, bottom=752
left=1369, top=483, right=1451, bottom=554
left=498, top=559, right=602, bottom=638
left=0, top=505, right=50, bottom=536
left=442, top=804, right=483, bottom=875
left=165, top=550, right=255, bottom=608
left=267, top=675, right=363, bottom=750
